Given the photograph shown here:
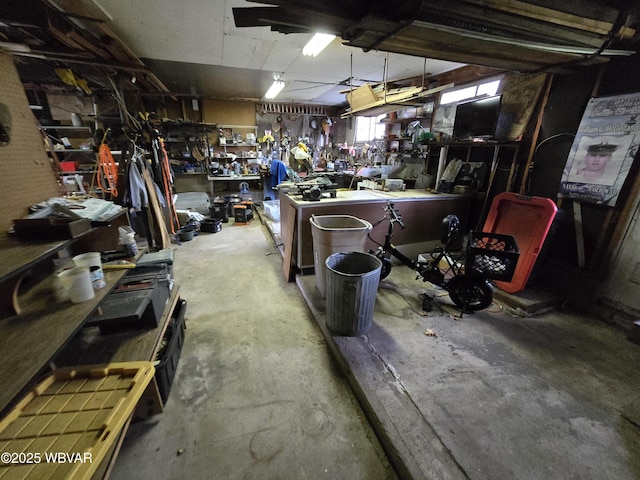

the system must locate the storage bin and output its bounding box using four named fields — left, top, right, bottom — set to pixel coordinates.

left=325, top=252, right=381, bottom=336
left=0, top=362, right=155, bottom=480
left=466, top=231, right=520, bottom=282
left=310, top=215, right=373, bottom=297
left=59, top=161, right=77, bottom=172
left=481, top=192, right=557, bottom=293
left=263, top=200, right=280, bottom=222
left=155, top=299, right=187, bottom=404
